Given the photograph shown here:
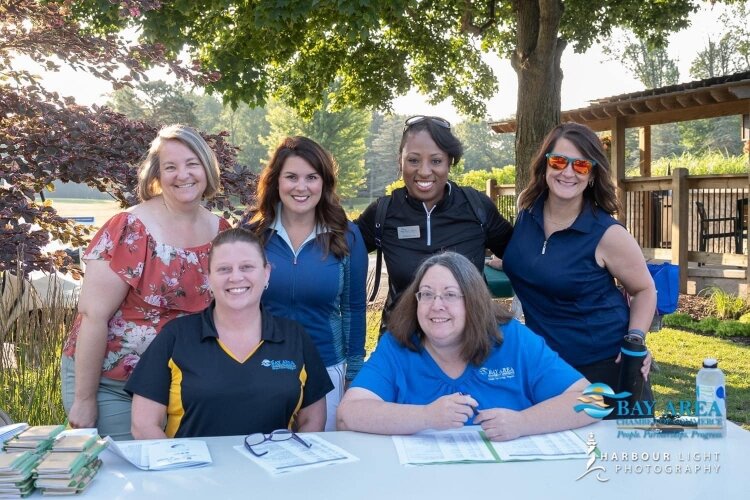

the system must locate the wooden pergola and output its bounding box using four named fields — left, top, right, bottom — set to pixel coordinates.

left=489, top=71, right=750, bottom=296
